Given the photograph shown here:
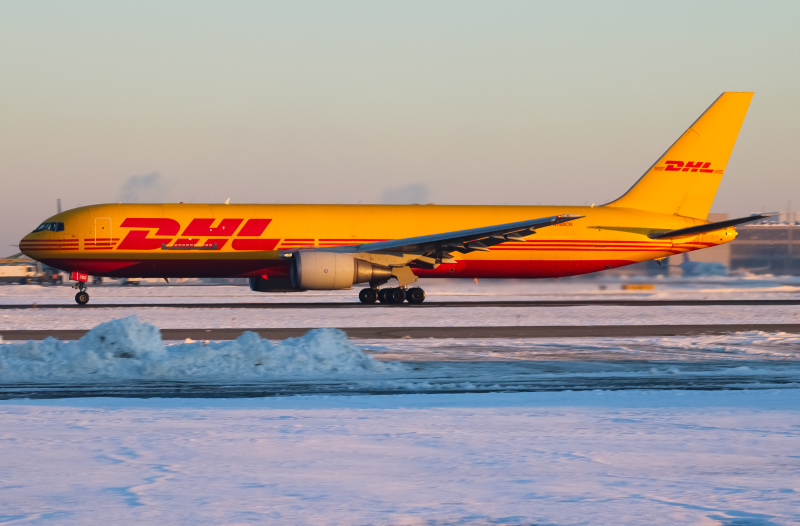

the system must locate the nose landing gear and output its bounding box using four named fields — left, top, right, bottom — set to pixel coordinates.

left=71, top=272, right=91, bottom=305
